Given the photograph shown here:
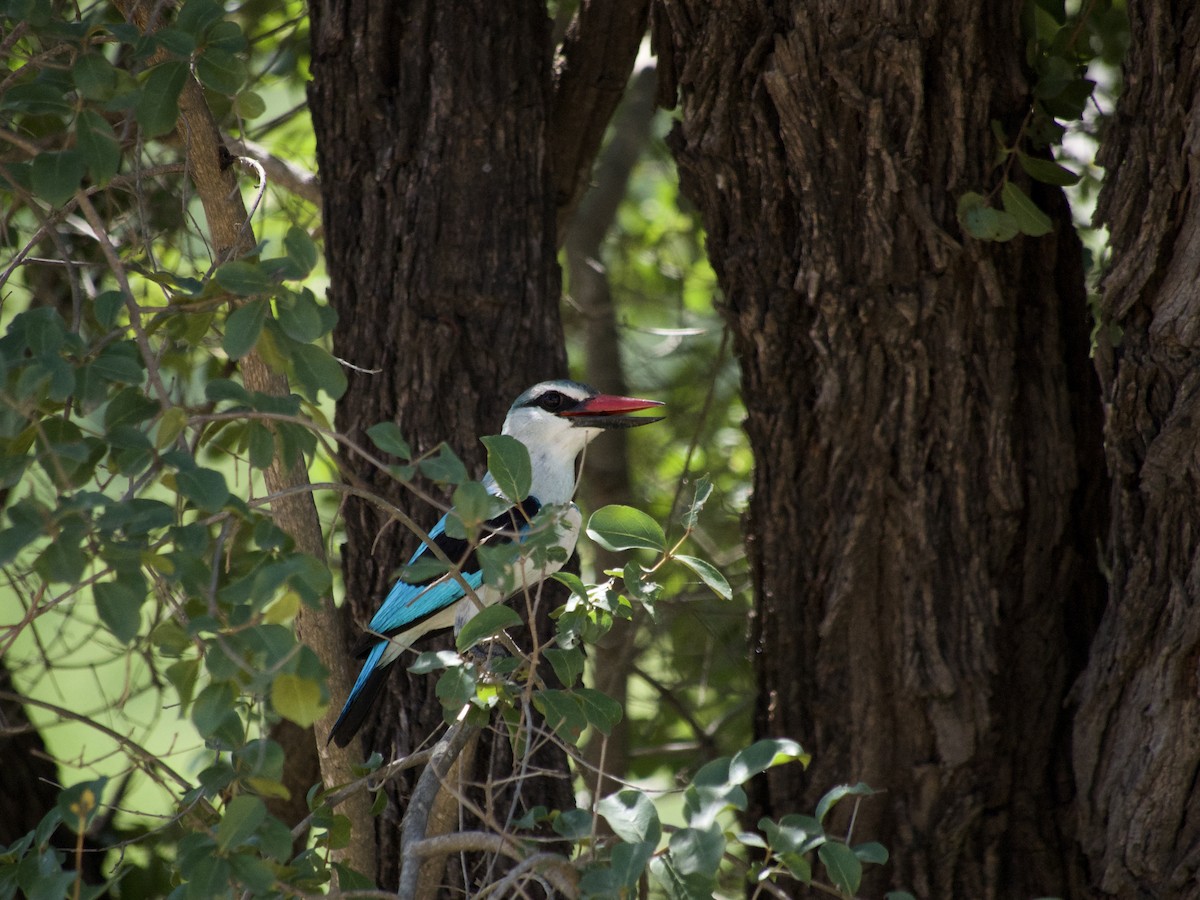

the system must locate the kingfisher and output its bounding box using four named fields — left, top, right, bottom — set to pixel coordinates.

left=328, top=379, right=664, bottom=748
